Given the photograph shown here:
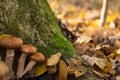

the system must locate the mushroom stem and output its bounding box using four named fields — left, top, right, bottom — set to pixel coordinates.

left=5, top=49, right=15, bottom=79
left=17, top=53, right=27, bottom=77
left=19, top=60, right=36, bottom=78
left=5, top=49, right=14, bottom=70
